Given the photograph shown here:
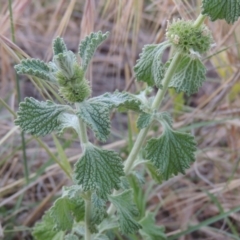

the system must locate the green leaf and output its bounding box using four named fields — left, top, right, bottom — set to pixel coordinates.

left=145, top=126, right=196, bottom=180
left=94, top=235, right=110, bottom=240
left=15, top=97, right=70, bottom=136
left=76, top=100, right=111, bottom=142
left=15, top=59, right=56, bottom=82
left=202, top=0, right=240, bottom=24
left=33, top=211, right=64, bottom=240
left=79, top=31, right=109, bottom=71
left=76, top=91, right=144, bottom=141
left=155, top=112, right=173, bottom=127
left=50, top=186, right=85, bottom=231
left=137, top=113, right=153, bottom=129
left=168, top=55, right=206, bottom=96
left=57, top=113, right=81, bottom=135
left=90, top=193, right=107, bottom=233
left=146, top=162, right=163, bottom=183
left=134, top=42, right=170, bottom=87
left=65, top=234, right=79, bottom=240
left=139, top=212, right=166, bottom=240
left=53, top=51, right=77, bottom=79
left=53, top=37, right=68, bottom=55
left=95, top=91, right=144, bottom=112
left=74, top=143, right=124, bottom=199
left=108, top=189, right=142, bottom=234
